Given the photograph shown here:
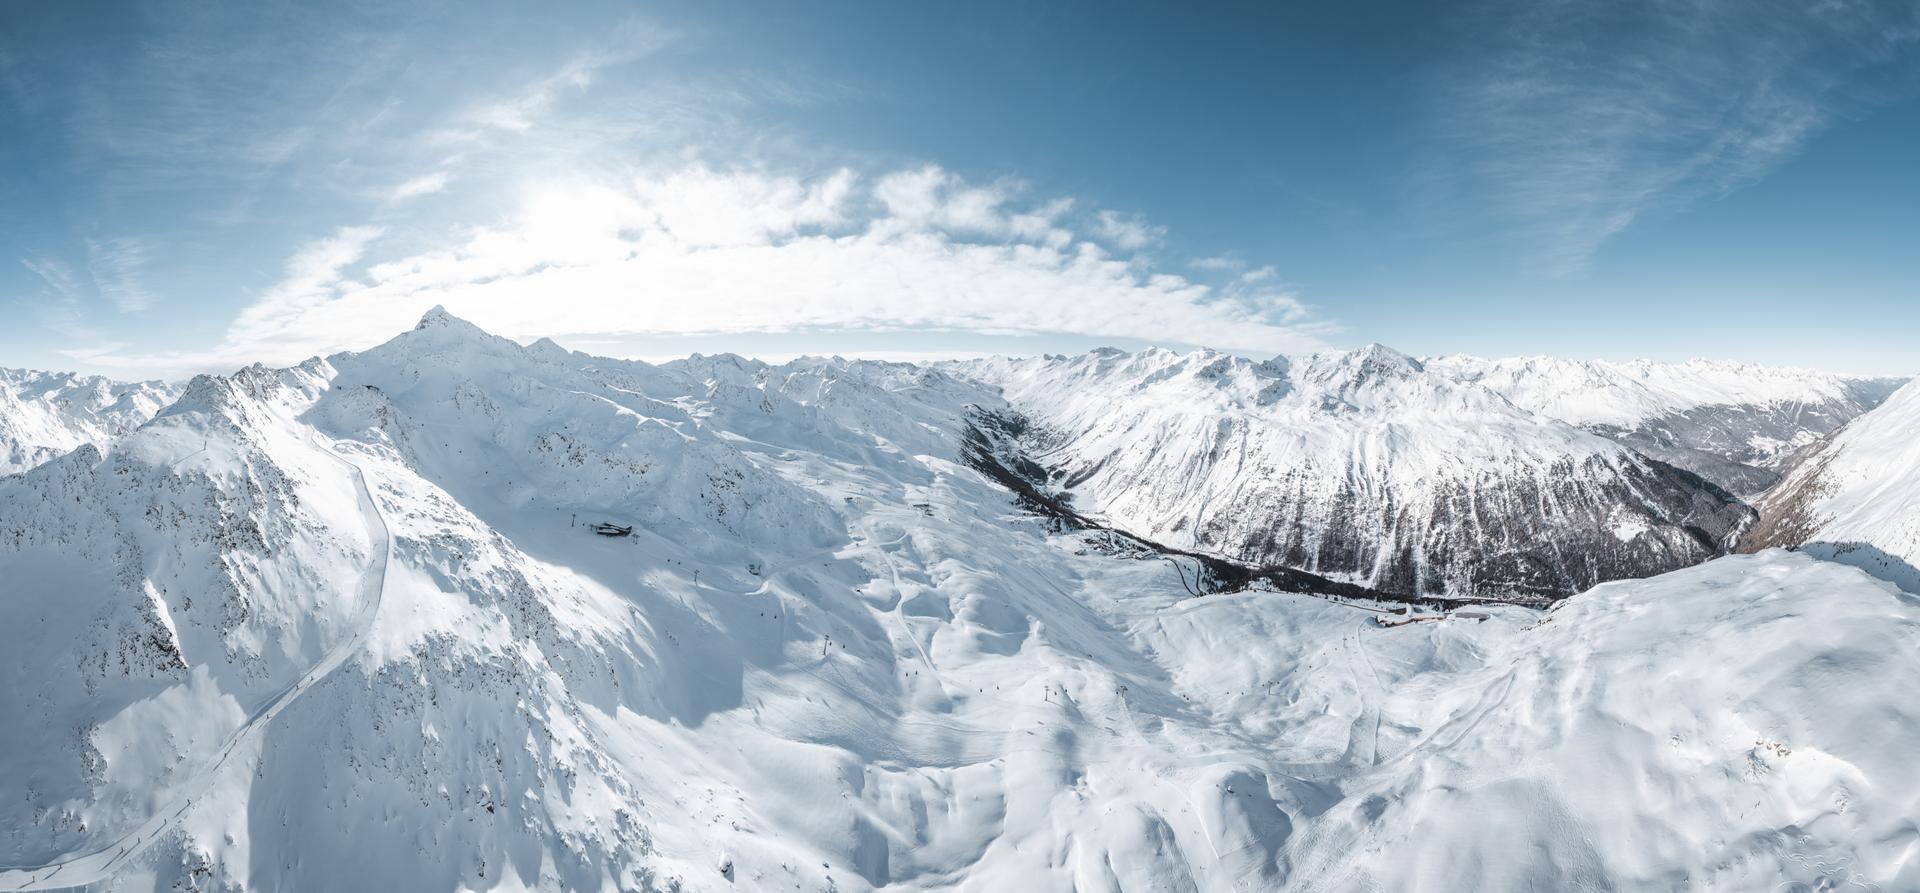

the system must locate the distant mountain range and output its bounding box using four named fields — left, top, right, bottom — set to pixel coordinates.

left=1428, top=354, right=1907, bottom=495
left=0, top=367, right=178, bottom=475
left=2, top=311, right=1916, bottom=892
